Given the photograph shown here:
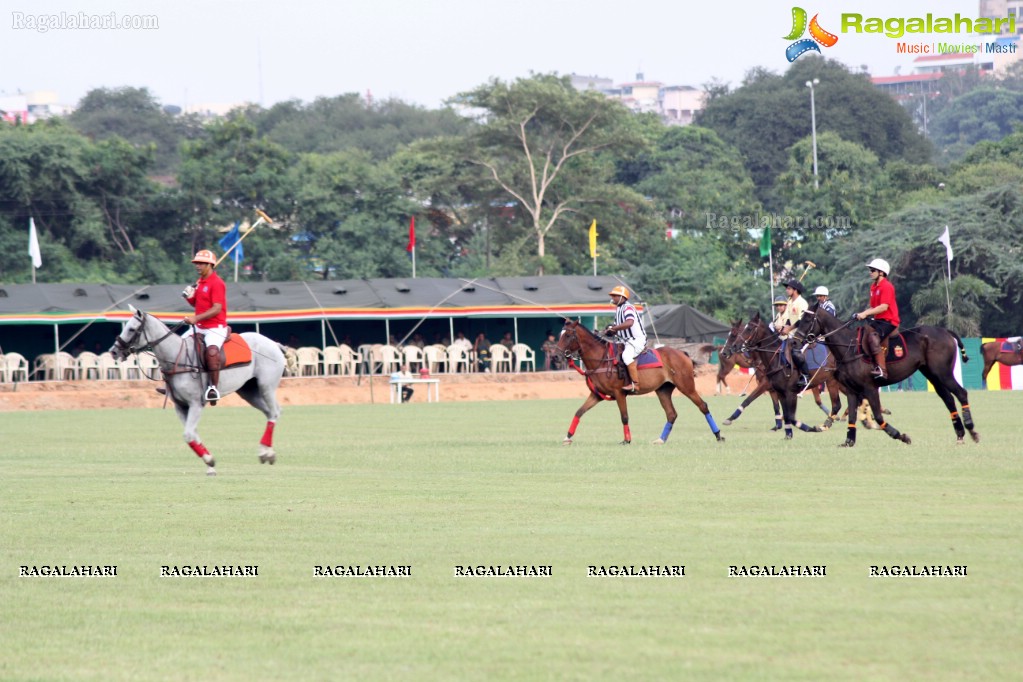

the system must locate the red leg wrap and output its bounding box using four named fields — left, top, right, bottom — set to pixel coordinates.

left=623, top=425, right=632, bottom=441
left=188, top=440, right=210, bottom=458
left=260, top=421, right=276, bottom=447
left=568, top=416, right=580, bottom=437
